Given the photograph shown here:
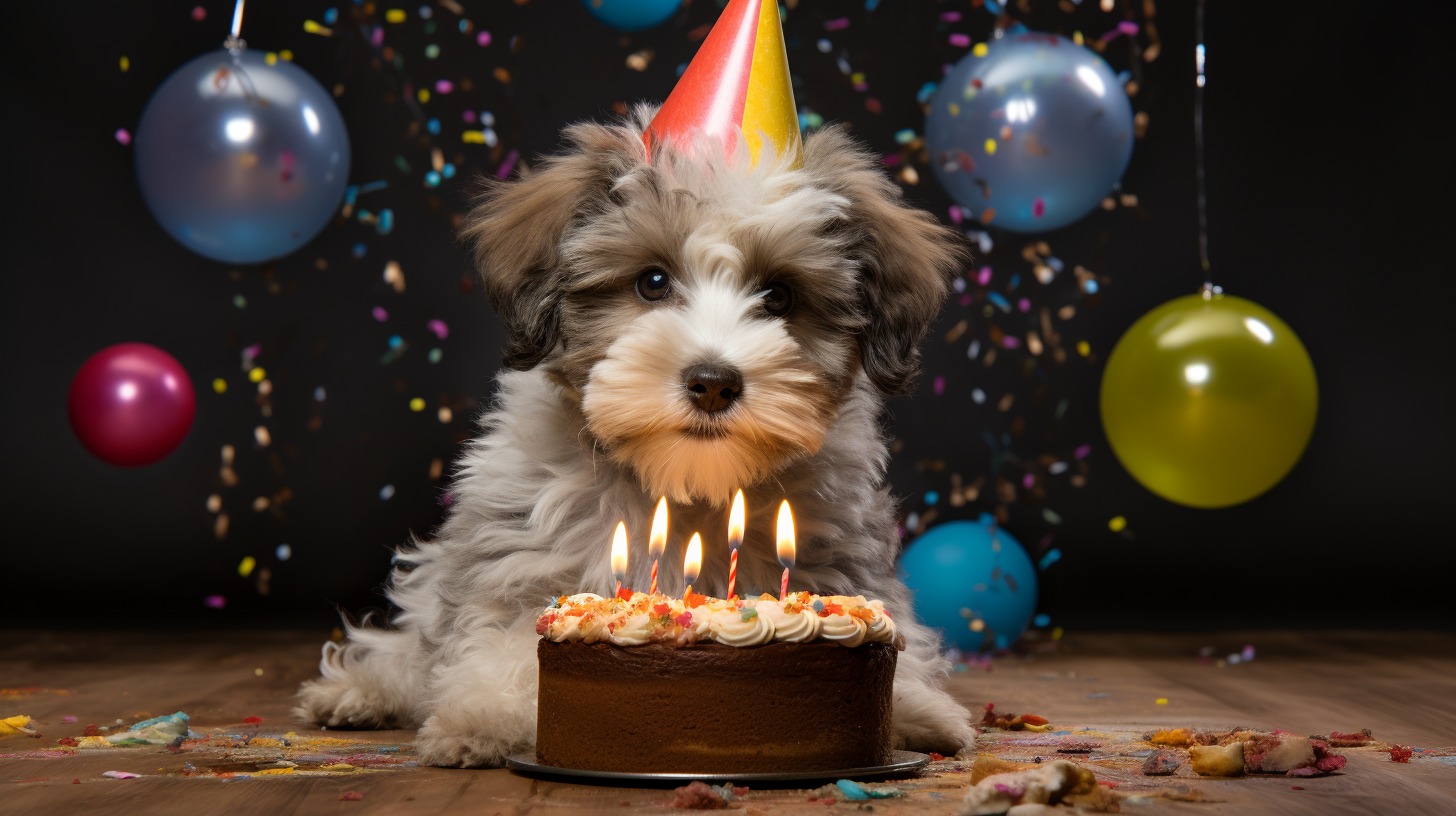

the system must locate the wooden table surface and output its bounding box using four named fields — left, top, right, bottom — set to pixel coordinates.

left=2, top=629, right=1453, bottom=815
